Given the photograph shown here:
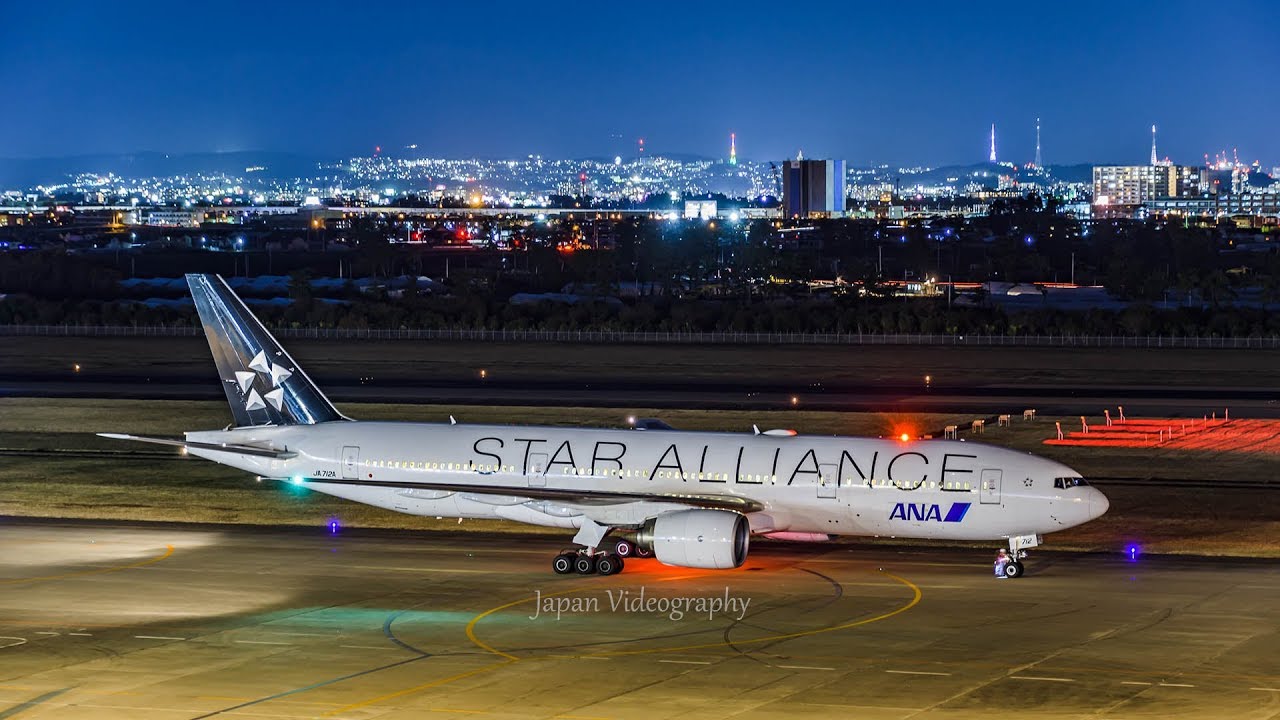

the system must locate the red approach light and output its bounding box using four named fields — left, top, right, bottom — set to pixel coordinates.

left=900, top=433, right=911, bottom=442
left=455, top=227, right=470, bottom=241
